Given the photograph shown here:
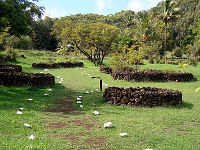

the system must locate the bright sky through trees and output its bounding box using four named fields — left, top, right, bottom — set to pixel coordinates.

left=37, top=0, right=162, bottom=18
